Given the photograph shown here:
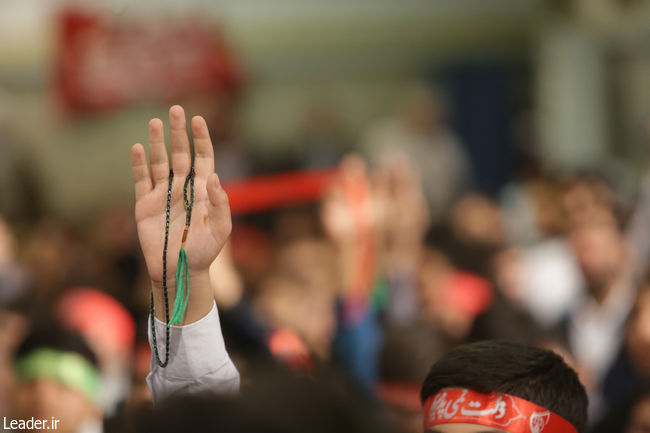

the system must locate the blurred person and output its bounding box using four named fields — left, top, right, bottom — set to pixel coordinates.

left=469, top=255, right=547, bottom=344
left=90, top=202, right=142, bottom=313
left=208, top=237, right=275, bottom=383
left=590, top=384, right=650, bottom=433
left=20, top=220, right=70, bottom=303
left=103, top=339, right=152, bottom=433
left=254, top=266, right=337, bottom=363
left=378, top=324, right=451, bottom=433
left=228, top=223, right=273, bottom=293
left=624, top=273, right=650, bottom=383
left=420, top=340, right=588, bottom=433
left=360, top=84, right=471, bottom=221
left=208, top=241, right=244, bottom=310
left=561, top=175, right=622, bottom=229
left=320, top=155, right=383, bottom=387
left=514, top=237, right=585, bottom=330
left=448, top=193, right=505, bottom=246
left=243, top=367, right=398, bottom=433
left=420, top=197, right=545, bottom=343
left=272, top=235, right=339, bottom=300
left=500, top=175, right=567, bottom=246
left=0, top=119, right=44, bottom=225
left=595, top=269, right=650, bottom=417
left=130, top=105, right=239, bottom=403
left=498, top=174, right=585, bottom=329
left=419, top=260, right=493, bottom=342
left=54, top=288, right=136, bottom=416
left=297, top=100, right=350, bottom=169
left=0, top=304, right=29, bottom=418
left=0, top=216, right=29, bottom=304
left=10, top=323, right=102, bottom=433
left=566, top=218, right=636, bottom=402
left=418, top=225, right=494, bottom=342
left=434, top=193, right=542, bottom=342
left=499, top=174, right=587, bottom=330
left=19, top=219, right=99, bottom=304
left=373, top=155, right=430, bottom=327
left=124, top=341, right=152, bottom=411
left=271, top=206, right=324, bottom=246
left=137, top=367, right=398, bottom=433
left=222, top=234, right=338, bottom=374
left=627, top=392, right=650, bottom=433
